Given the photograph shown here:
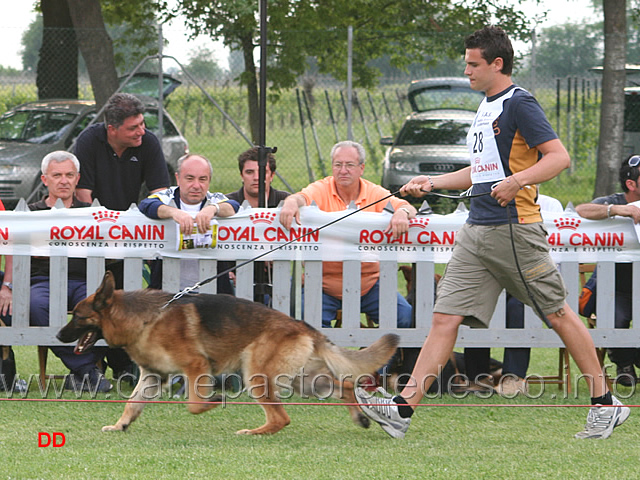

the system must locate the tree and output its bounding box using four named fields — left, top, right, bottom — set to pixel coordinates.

left=168, top=0, right=531, bottom=142
left=66, top=0, right=119, bottom=110
left=37, top=0, right=78, bottom=99
left=21, top=15, right=42, bottom=72
left=595, top=0, right=627, bottom=197
left=35, top=0, right=161, bottom=109
left=530, top=23, right=603, bottom=78
left=184, top=46, right=225, bottom=85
